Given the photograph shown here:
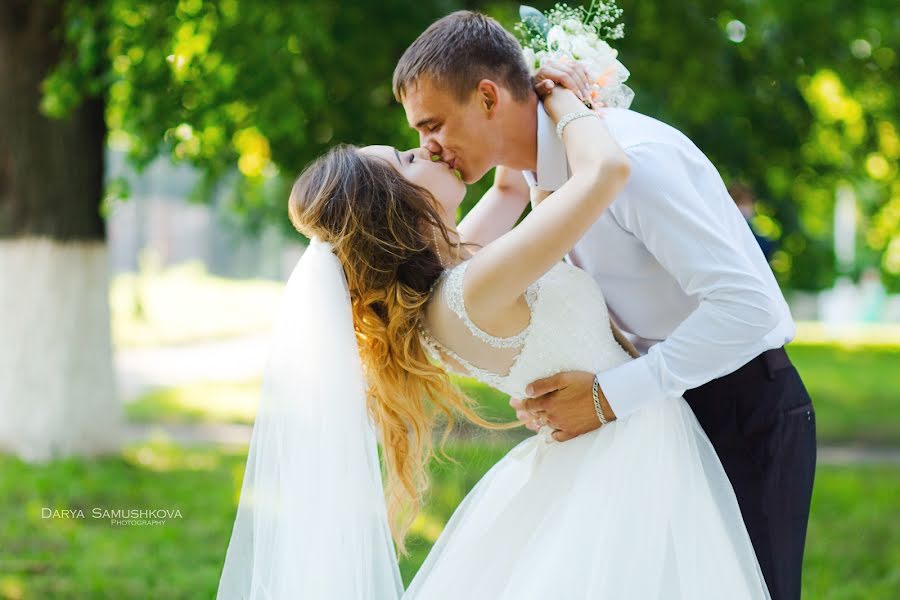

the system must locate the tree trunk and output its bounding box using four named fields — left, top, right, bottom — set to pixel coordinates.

left=0, top=1, right=123, bottom=462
